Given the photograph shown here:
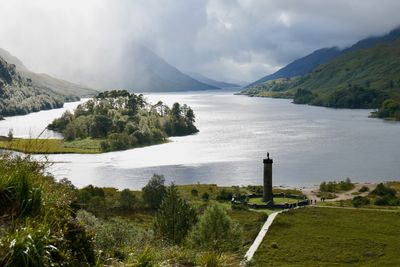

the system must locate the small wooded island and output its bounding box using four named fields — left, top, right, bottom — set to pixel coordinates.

left=0, top=90, right=199, bottom=154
